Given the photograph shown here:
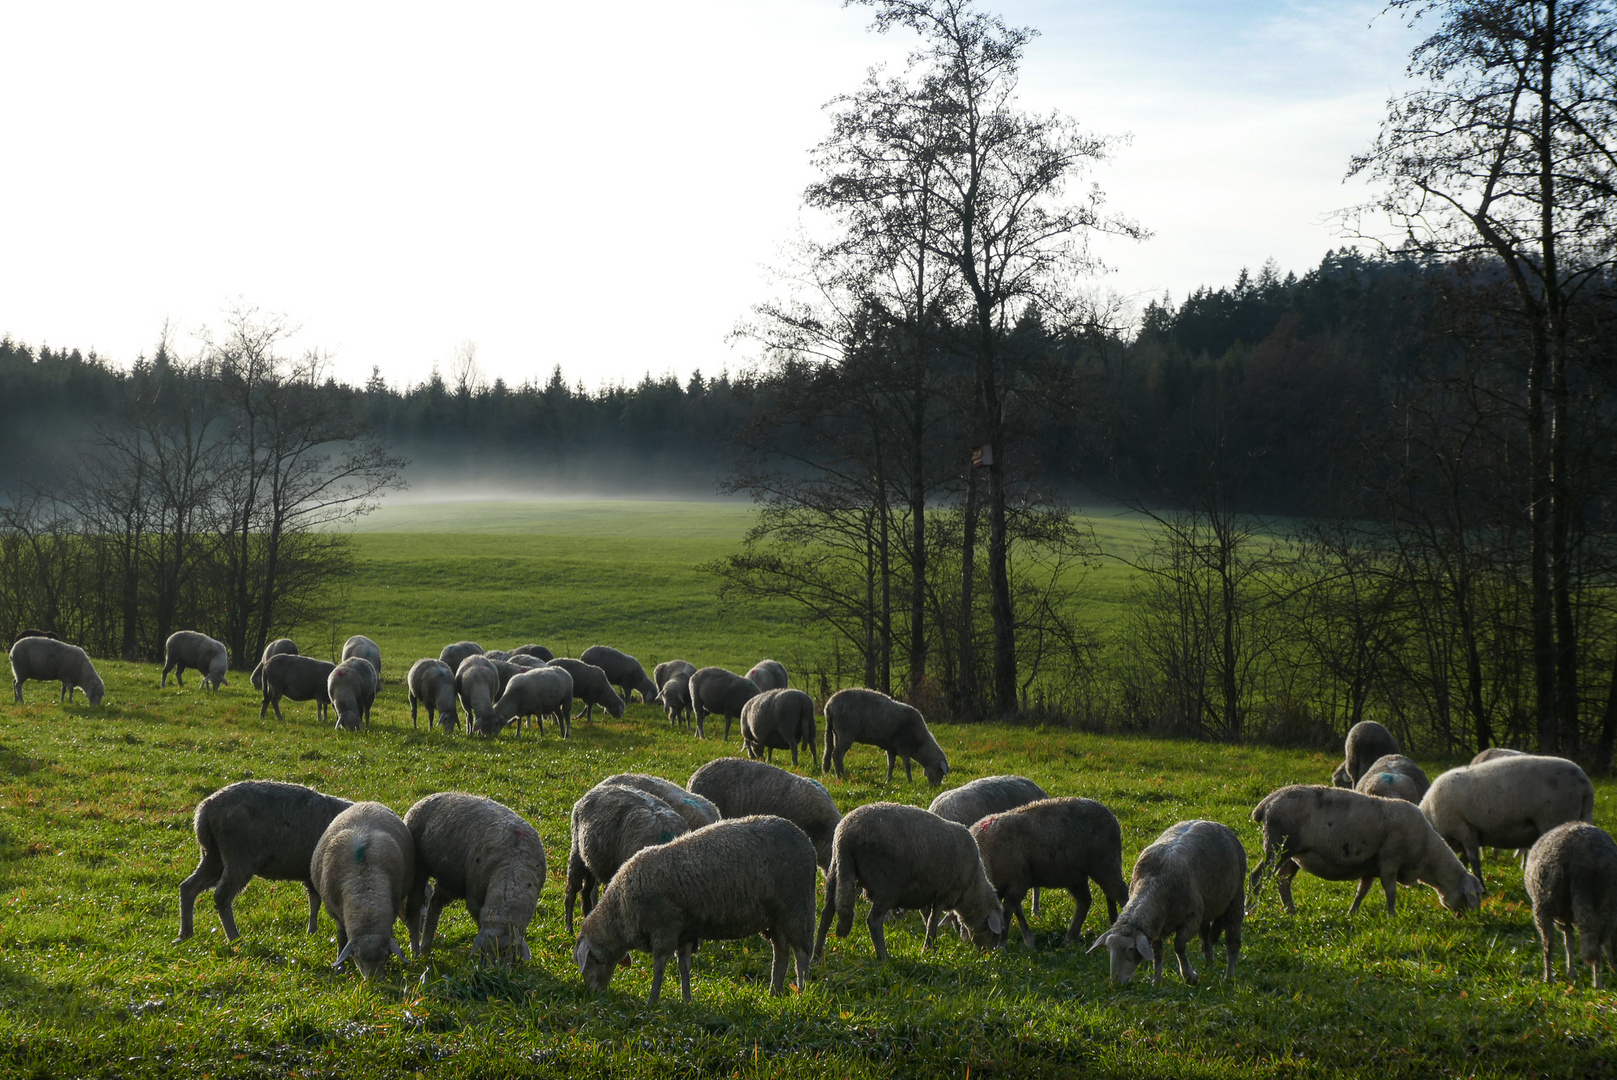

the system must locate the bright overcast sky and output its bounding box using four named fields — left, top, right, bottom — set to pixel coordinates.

left=0, top=2, right=1420, bottom=390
